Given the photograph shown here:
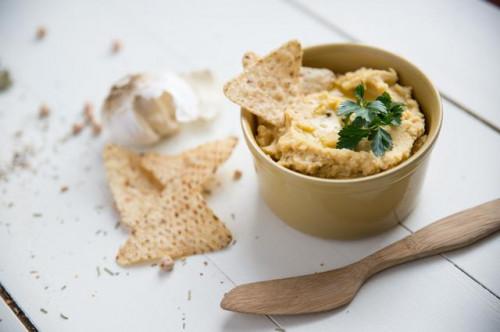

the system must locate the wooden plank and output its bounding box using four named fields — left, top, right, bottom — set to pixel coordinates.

left=292, top=0, right=500, bottom=129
